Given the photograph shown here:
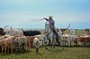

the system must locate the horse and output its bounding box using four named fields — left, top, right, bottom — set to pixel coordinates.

left=44, top=21, right=63, bottom=49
